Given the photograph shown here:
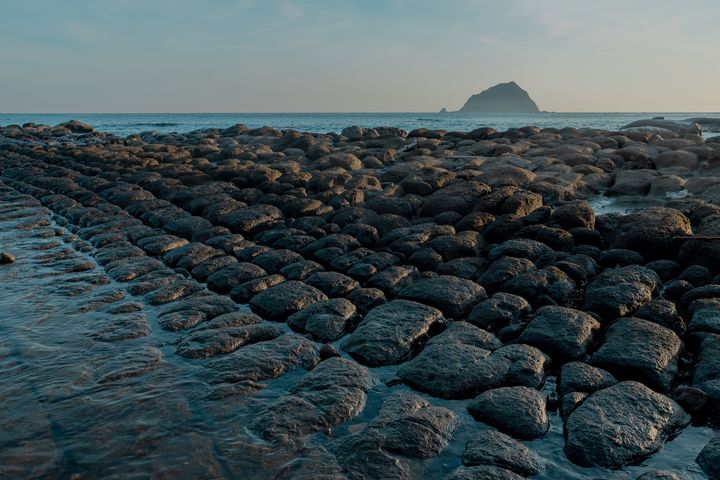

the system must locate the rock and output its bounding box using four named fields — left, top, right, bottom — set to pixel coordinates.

left=517, top=306, right=601, bottom=362
left=636, top=471, right=683, bottom=480
left=420, top=181, right=491, bottom=216
left=599, top=208, right=692, bottom=261
left=0, top=252, right=15, bottom=264
left=487, top=238, right=554, bottom=264
left=342, top=300, right=443, bottom=367
left=250, top=357, right=374, bottom=442
left=687, top=298, right=720, bottom=334
left=426, top=321, right=502, bottom=351
left=565, top=381, right=690, bottom=468
left=206, top=262, right=267, bottom=293
left=287, top=298, right=357, bottom=342
left=550, top=201, right=595, bottom=229
left=367, top=265, right=419, bottom=297
left=591, top=318, right=681, bottom=392
left=345, top=287, right=386, bottom=313
left=218, top=204, right=284, bottom=236
left=692, top=334, right=720, bottom=426
left=176, top=323, right=285, bottom=358
left=446, top=466, right=524, bottom=480
left=558, top=362, right=617, bottom=396
left=206, top=334, right=319, bottom=384
left=305, top=271, right=359, bottom=297
left=399, top=343, right=547, bottom=399
left=598, top=248, right=645, bottom=267
left=655, top=150, right=699, bottom=170
left=635, top=299, right=686, bottom=334
left=329, top=392, right=458, bottom=478
left=398, top=275, right=486, bottom=319
left=462, top=430, right=544, bottom=476
left=477, top=257, right=536, bottom=292
left=467, top=386, right=549, bottom=439
left=58, top=119, right=95, bottom=133
left=696, top=435, right=720, bottom=480
left=582, top=265, right=659, bottom=320
left=467, top=293, right=532, bottom=333
left=249, top=281, right=328, bottom=320
left=560, top=391, right=588, bottom=419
